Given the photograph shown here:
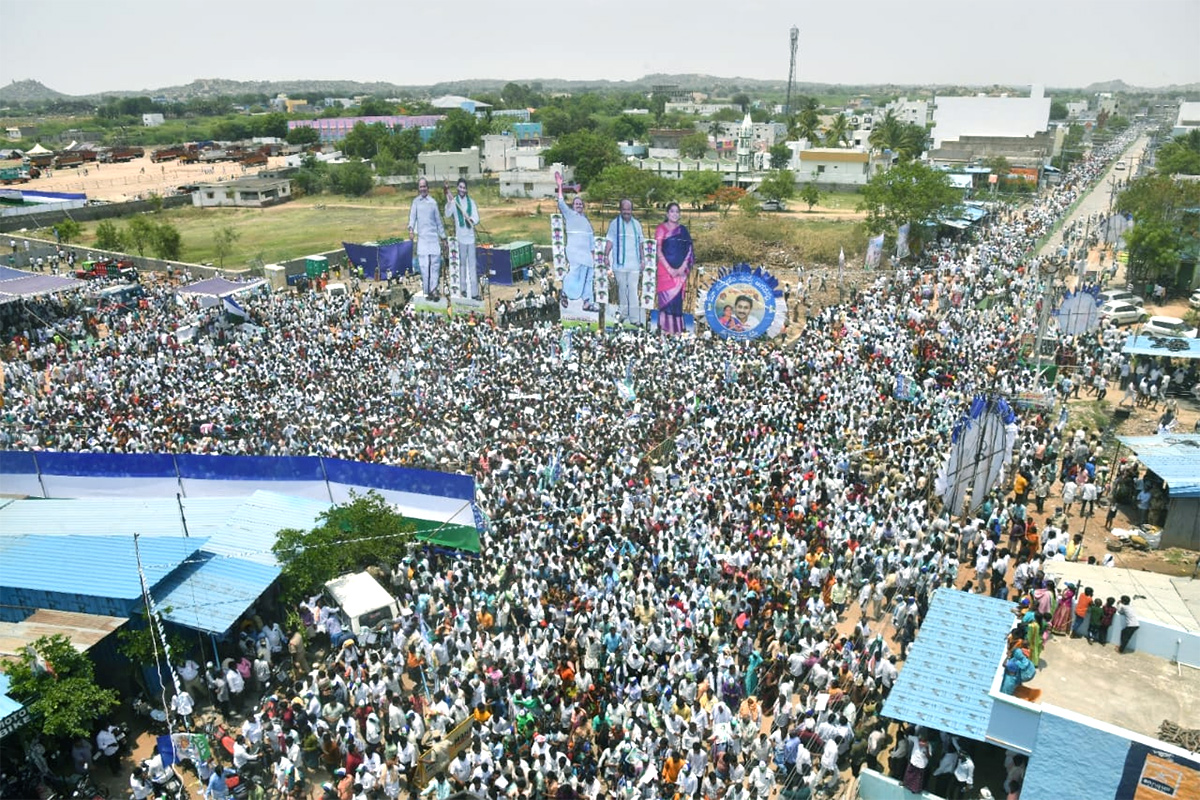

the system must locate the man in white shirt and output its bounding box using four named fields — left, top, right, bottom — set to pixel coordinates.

left=444, top=180, right=481, bottom=300
left=409, top=178, right=447, bottom=300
